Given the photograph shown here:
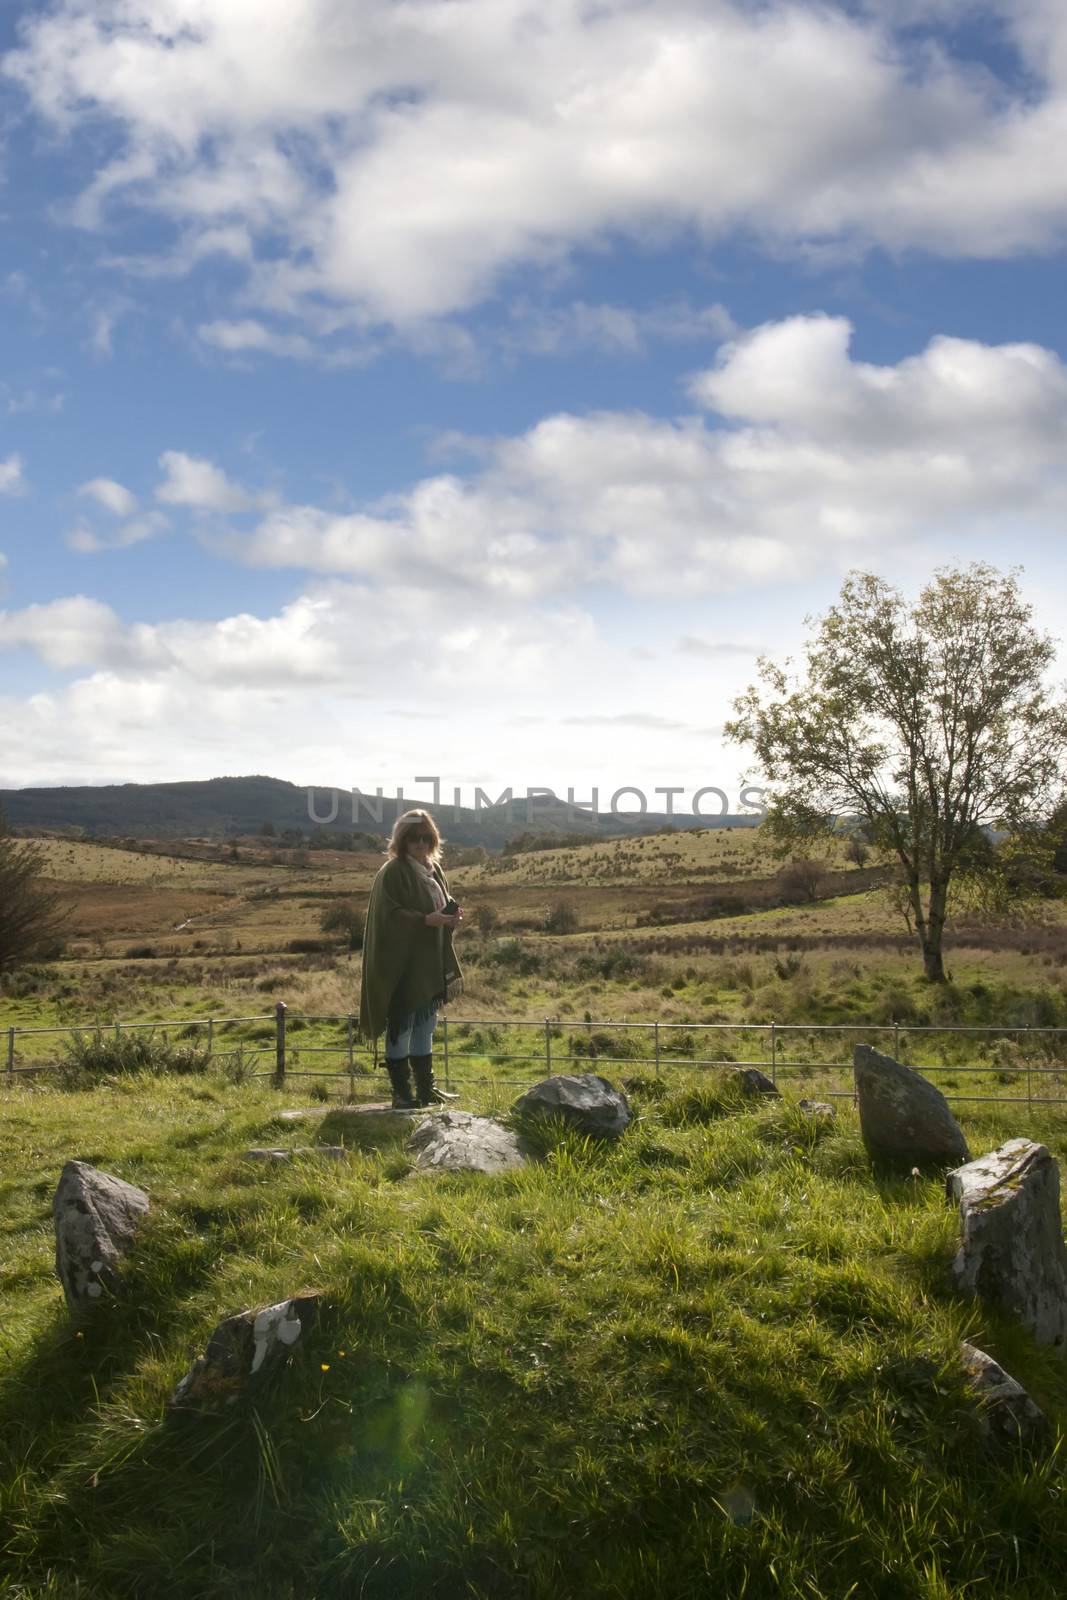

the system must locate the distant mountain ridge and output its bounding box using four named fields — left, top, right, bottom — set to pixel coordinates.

left=0, top=775, right=762, bottom=849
